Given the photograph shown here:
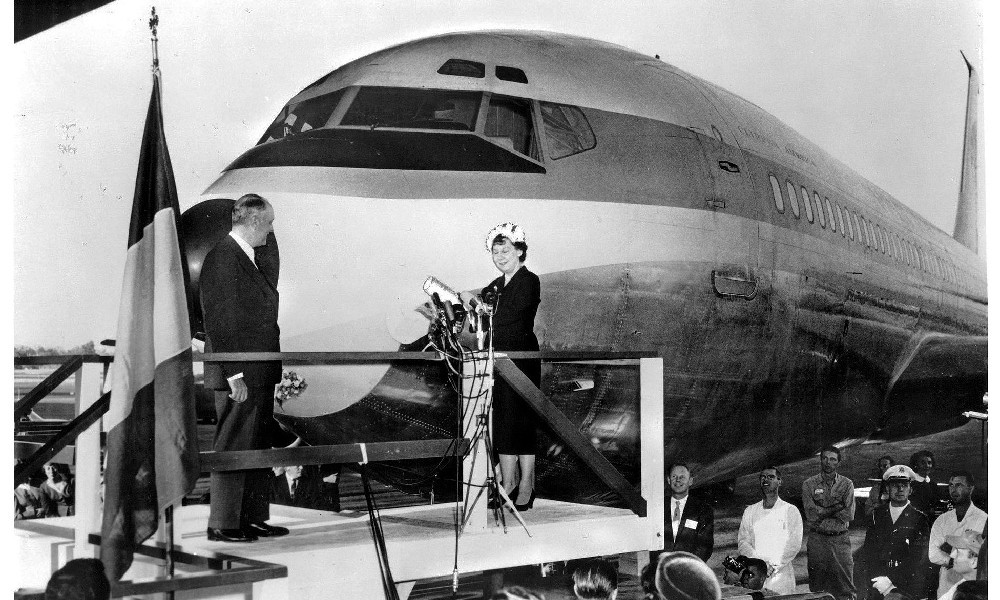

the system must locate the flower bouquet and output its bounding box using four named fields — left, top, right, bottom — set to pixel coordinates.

left=274, top=370, right=308, bottom=408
